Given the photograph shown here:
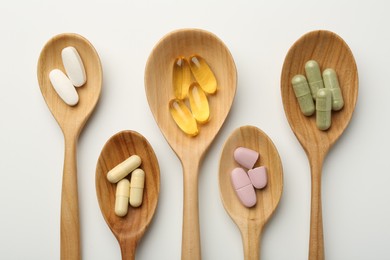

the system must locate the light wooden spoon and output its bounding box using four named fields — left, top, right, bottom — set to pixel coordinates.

left=219, top=125, right=283, bottom=260
left=96, top=130, right=160, bottom=260
left=145, top=28, right=237, bottom=259
left=281, top=30, right=358, bottom=260
left=37, top=33, right=102, bottom=260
